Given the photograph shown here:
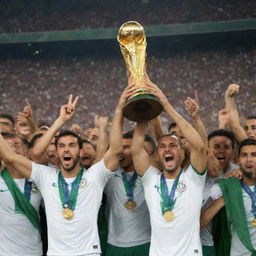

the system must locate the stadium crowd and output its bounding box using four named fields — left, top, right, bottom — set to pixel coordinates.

left=0, top=46, right=255, bottom=132
left=0, top=0, right=256, bottom=32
